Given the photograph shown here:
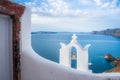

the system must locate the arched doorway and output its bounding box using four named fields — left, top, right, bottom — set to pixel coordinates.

left=71, top=47, right=77, bottom=69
